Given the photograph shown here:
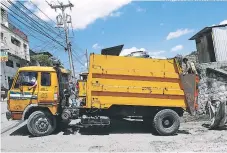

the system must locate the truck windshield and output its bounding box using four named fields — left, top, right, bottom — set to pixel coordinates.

left=14, top=72, right=38, bottom=88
